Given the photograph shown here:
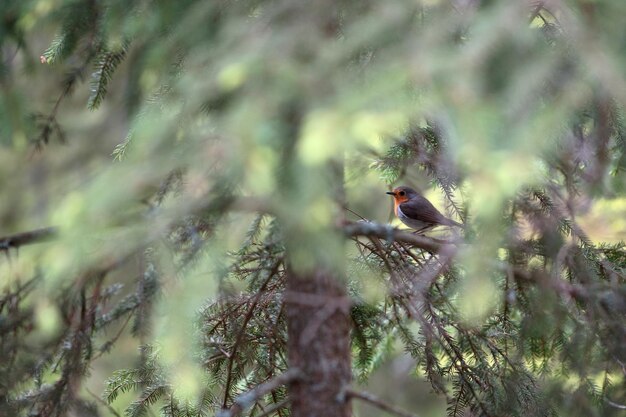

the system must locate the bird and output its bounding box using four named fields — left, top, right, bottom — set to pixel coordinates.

left=386, top=186, right=463, bottom=233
